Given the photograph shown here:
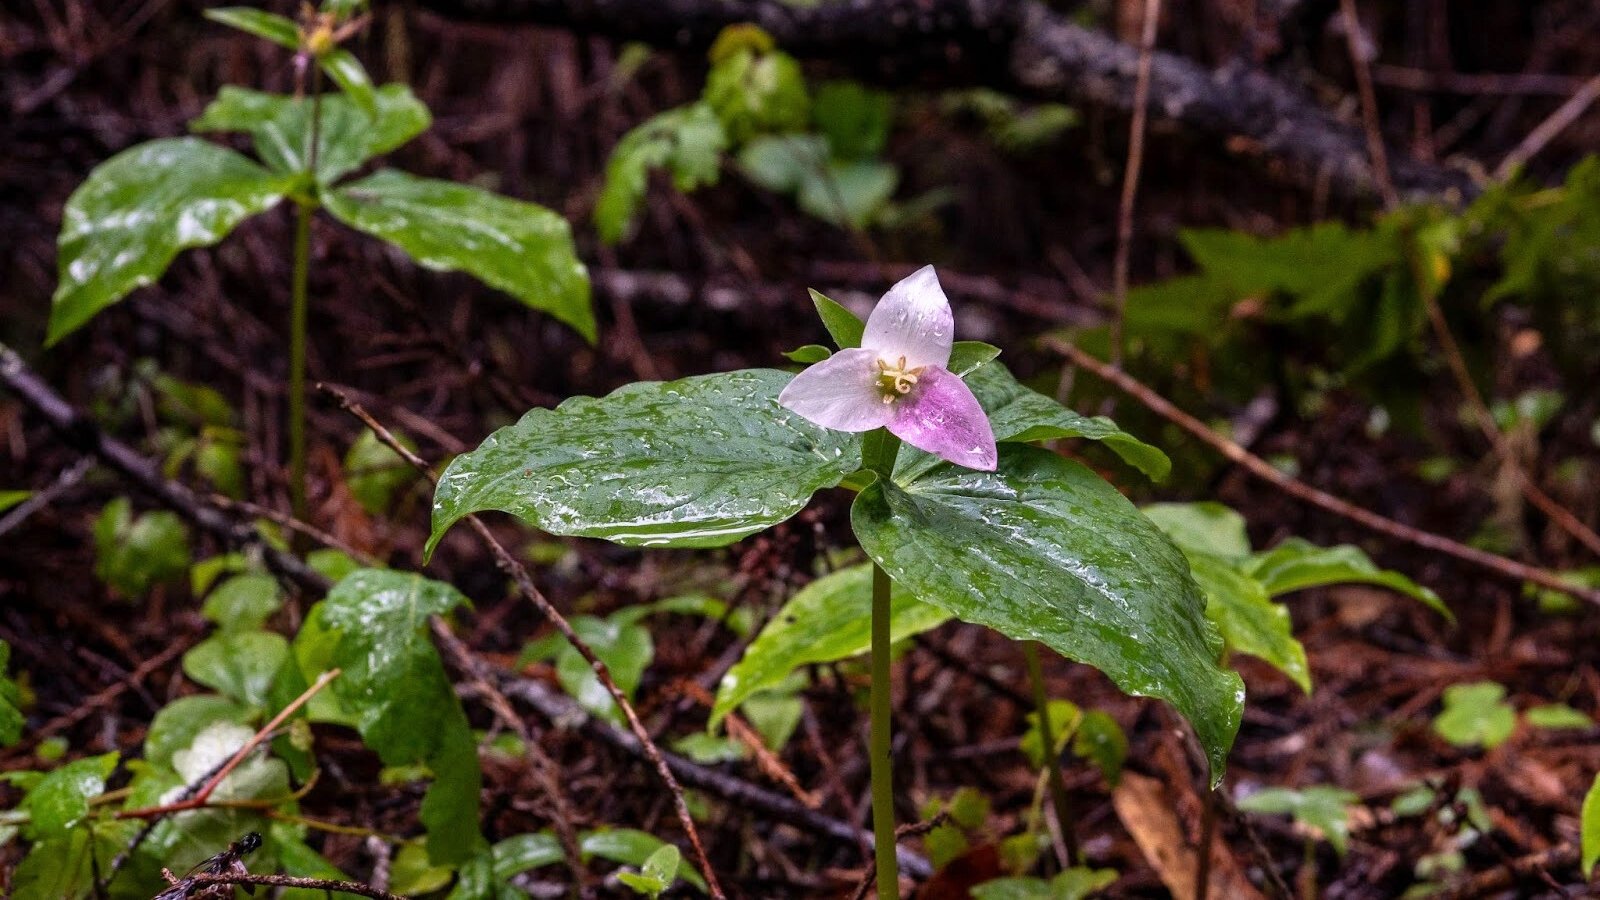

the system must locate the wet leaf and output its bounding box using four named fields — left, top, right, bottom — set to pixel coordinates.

left=324, top=169, right=594, bottom=341
left=183, top=631, right=289, bottom=707
left=143, top=695, right=254, bottom=770
left=853, top=446, right=1243, bottom=780
left=20, top=753, right=118, bottom=840
left=582, top=829, right=705, bottom=892
left=1186, top=552, right=1310, bottom=694
left=319, top=49, right=377, bottom=118
left=429, top=369, right=860, bottom=555
left=1245, top=538, right=1450, bottom=619
left=48, top=139, right=293, bottom=344
left=306, top=569, right=482, bottom=863
left=190, top=85, right=430, bottom=184
left=1141, top=502, right=1251, bottom=559
left=810, top=288, right=864, bottom=348
left=92, top=497, right=191, bottom=597
left=202, top=573, right=284, bottom=633
left=712, top=562, right=949, bottom=729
